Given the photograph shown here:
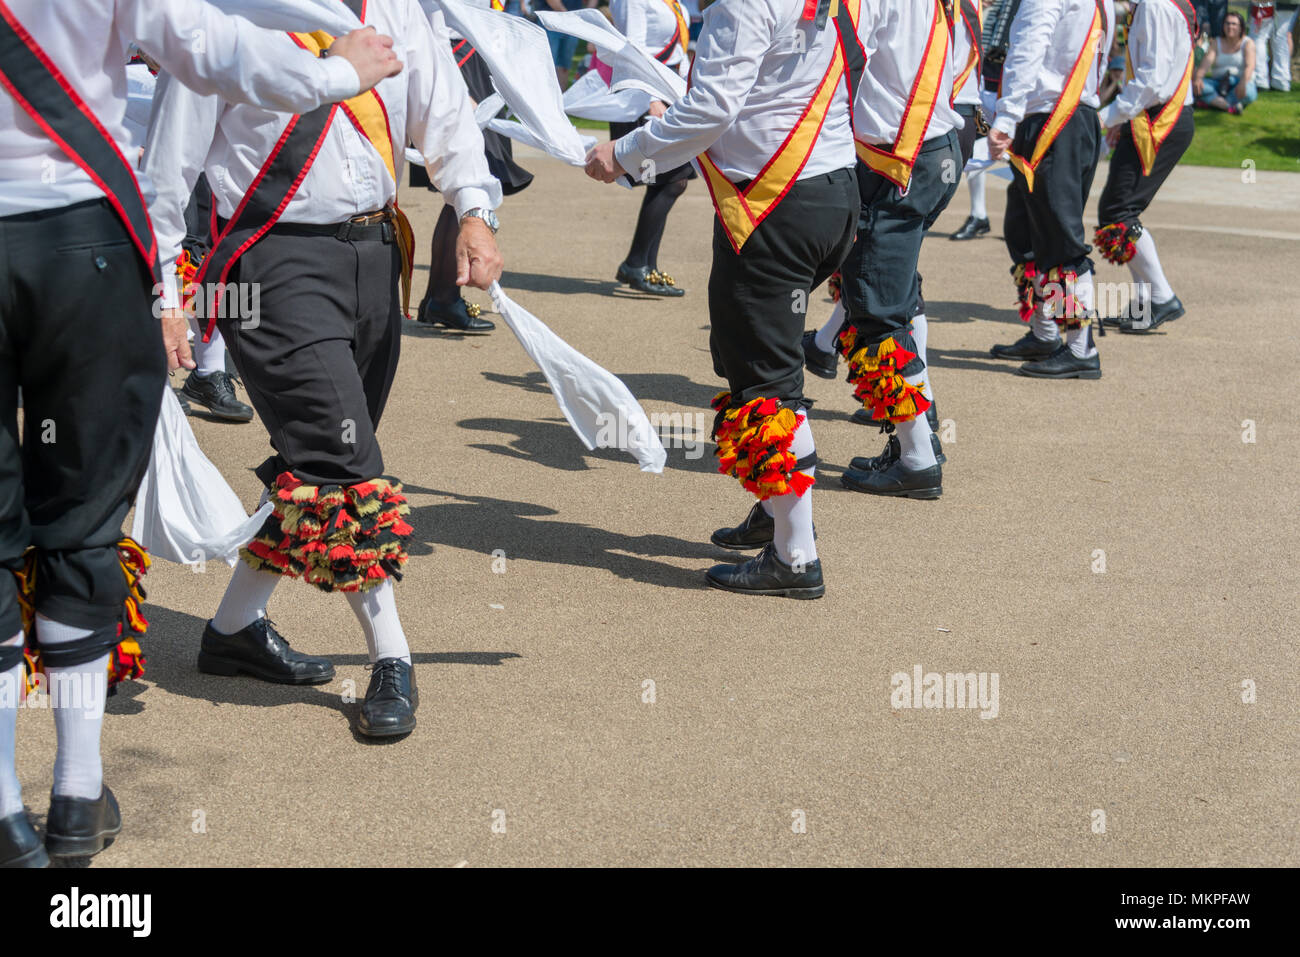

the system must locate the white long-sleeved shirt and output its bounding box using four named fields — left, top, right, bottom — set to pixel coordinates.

left=0, top=0, right=361, bottom=217
left=145, top=0, right=500, bottom=308
left=614, top=0, right=854, bottom=183
left=952, top=0, right=984, bottom=108
left=852, top=0, right=962, bottom=145
left=992, top=0, right=1116, bottom=136
left=611, top=0, right=690, bottom=78
left=1097, top=0, right=1195, bottom=129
